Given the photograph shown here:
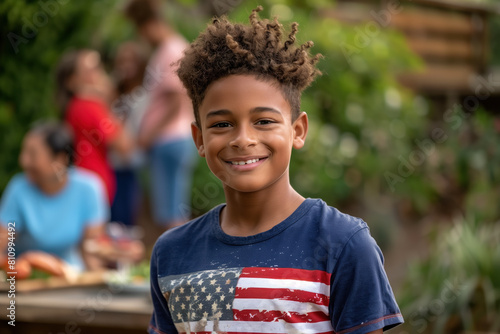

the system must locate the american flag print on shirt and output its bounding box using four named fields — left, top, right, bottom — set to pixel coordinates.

left=158, top=267, right=334, bottom=334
